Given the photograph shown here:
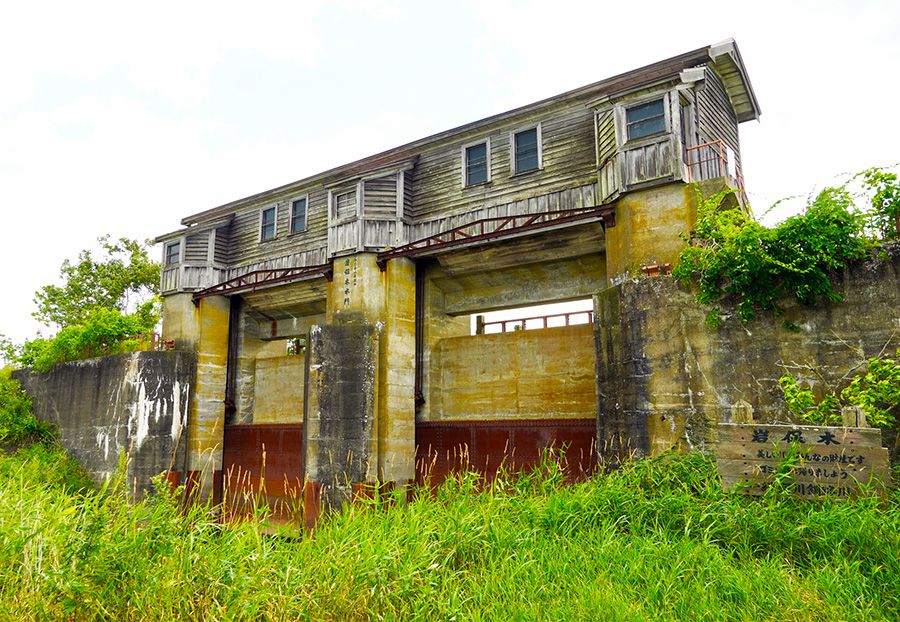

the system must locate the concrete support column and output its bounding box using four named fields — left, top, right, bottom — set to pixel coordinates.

left=303, top=253, right=416, bottom=525
left=604, top=184, right=697, bottom=282
left=180, top=295, right=230, bottom=502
